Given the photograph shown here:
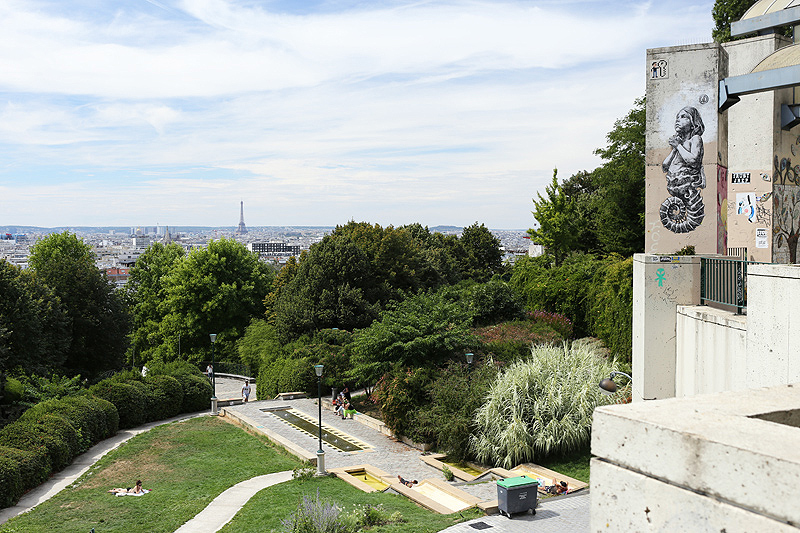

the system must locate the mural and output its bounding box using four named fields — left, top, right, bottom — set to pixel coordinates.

left=717, top=165, right=727, bottom=254
left=773, top=184, right=800, bottom=263
left=660, top=107, right=706, bottom=233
